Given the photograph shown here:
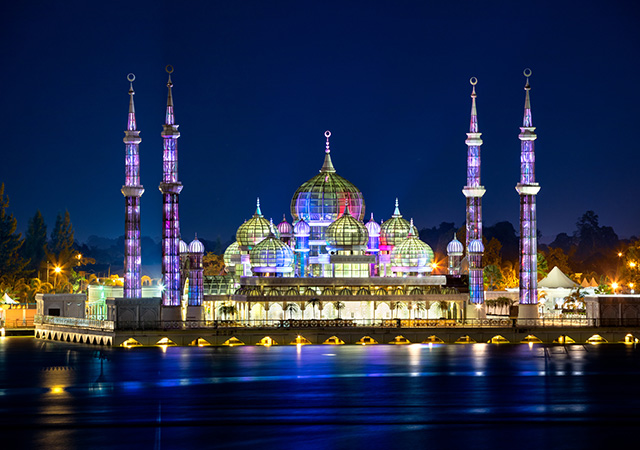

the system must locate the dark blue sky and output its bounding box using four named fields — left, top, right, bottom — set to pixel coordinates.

left=2, top=1, right=639, bottom=246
